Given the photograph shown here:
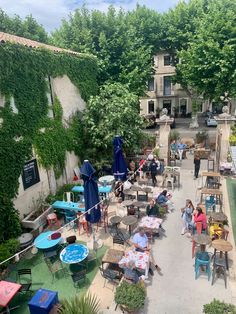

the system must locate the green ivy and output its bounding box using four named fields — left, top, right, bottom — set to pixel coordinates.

left=0, top=42, right=98, bottom=243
